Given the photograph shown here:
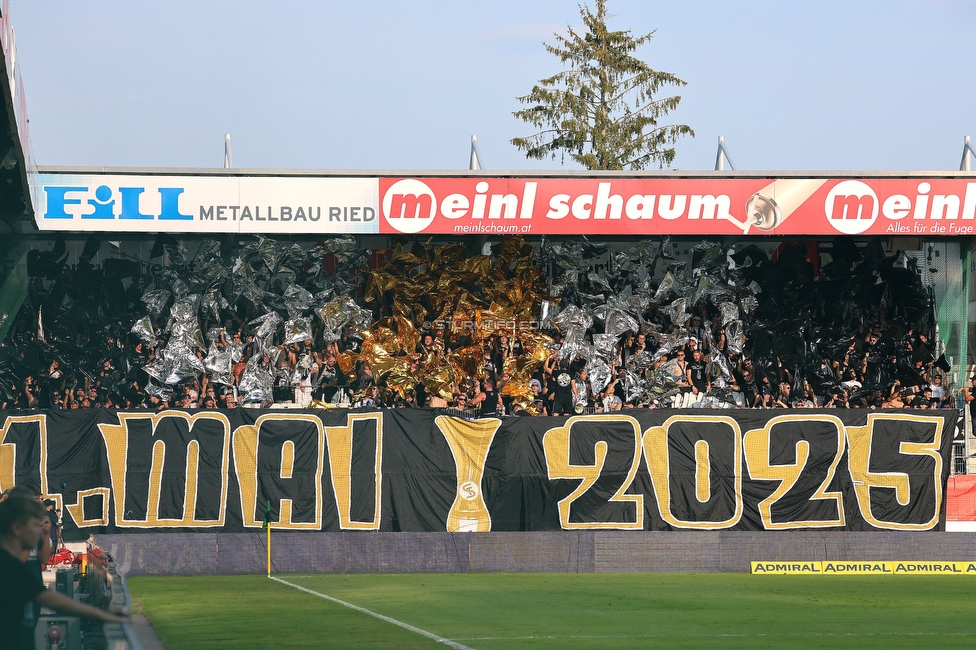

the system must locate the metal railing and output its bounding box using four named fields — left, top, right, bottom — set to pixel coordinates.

left=87, top=541, right=140, bottom=650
